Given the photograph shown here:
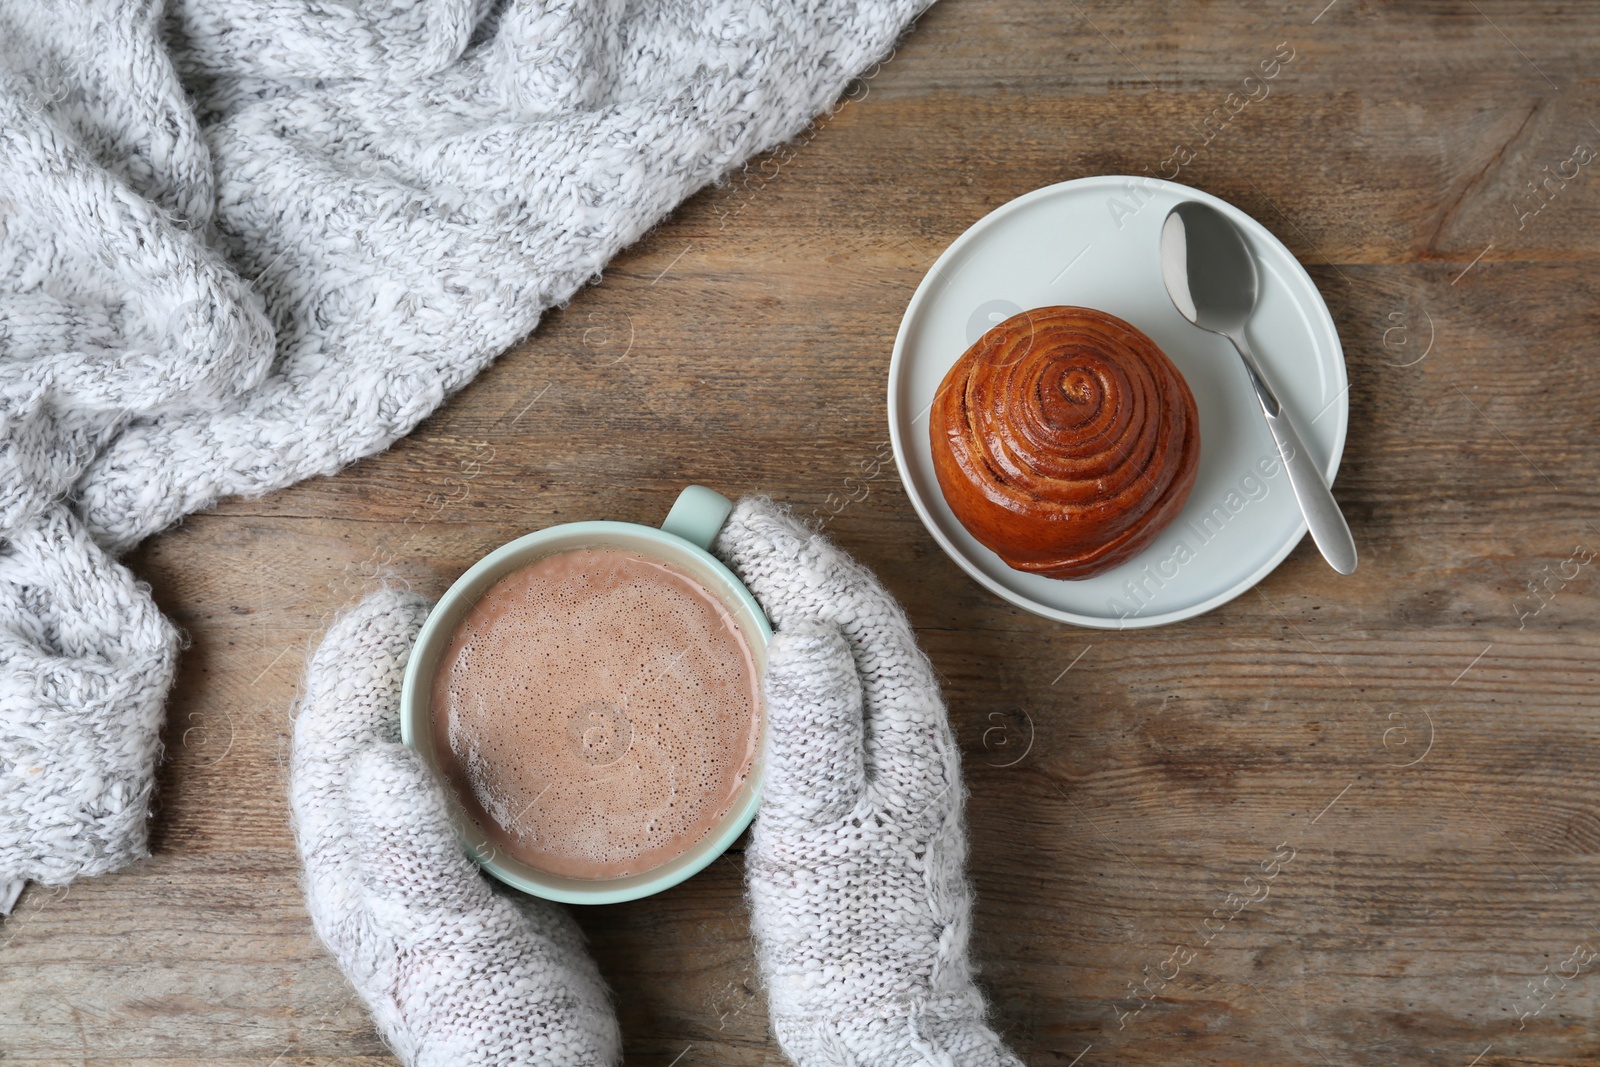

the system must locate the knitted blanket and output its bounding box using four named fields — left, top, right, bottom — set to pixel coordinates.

left=0, top=0, right=928, bottom=904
